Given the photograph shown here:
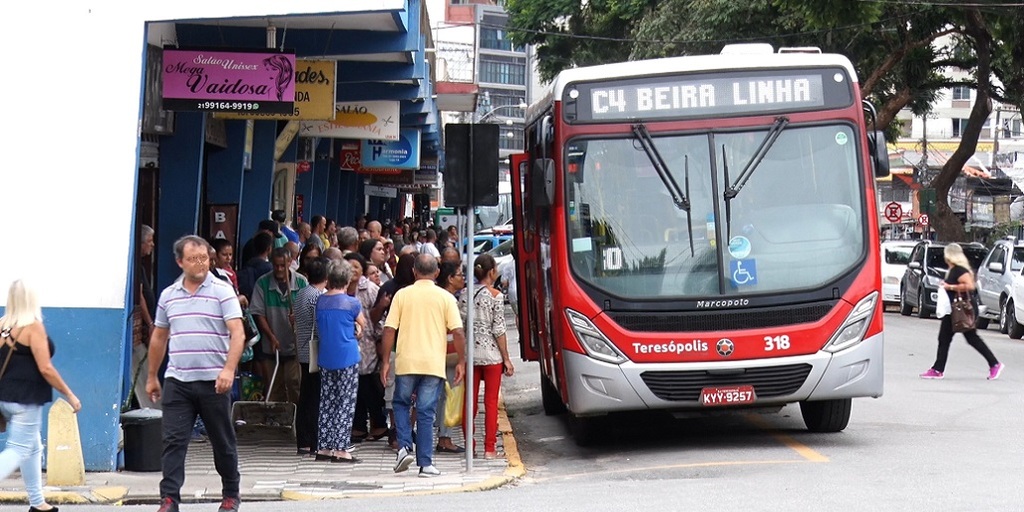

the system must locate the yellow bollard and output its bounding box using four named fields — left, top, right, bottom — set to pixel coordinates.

left=45, top=398, right=85, bottom=486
